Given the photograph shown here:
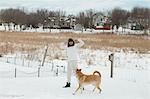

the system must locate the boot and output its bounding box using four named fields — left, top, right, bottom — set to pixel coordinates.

left=63, top=82, right=71, bottom=88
